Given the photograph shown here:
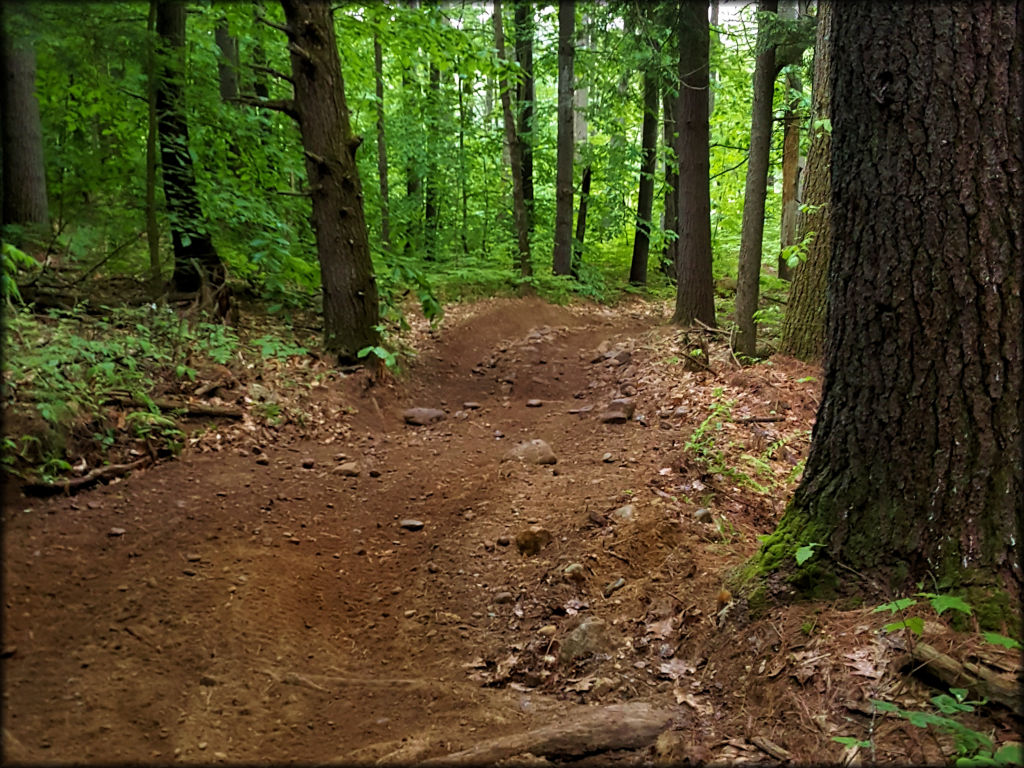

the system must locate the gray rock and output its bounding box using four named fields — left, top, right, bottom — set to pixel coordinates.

left=301, top=457, right=315, bottom=469
left=611, top=504, right=635, bottom=522
left=515, top=525, right=552, bottom=556
left=502, top=439, right=557, bottom=465
left=603, top=577, right=626, bottom=597
left=602, top=452, right=614, bottom=463
left=496, top=535, right=511, bottom=547
left=525, top=399, right=543, bottom=408
left=334, top=461, right=361, bottom=477
left=564, top=563, right=586, bottom=583
left=559, top=617, right=614, bottom=664
left=600, top=399, right=636, bottom=424
left=463, top=402, right=482, bottom=410
left=399, top=519, right=424, bottom=531
left=693, top=508, right=712, bottom=524
left=493, top=591, right=514, bottom=604
left=403, top=407, right=446, bottom=426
